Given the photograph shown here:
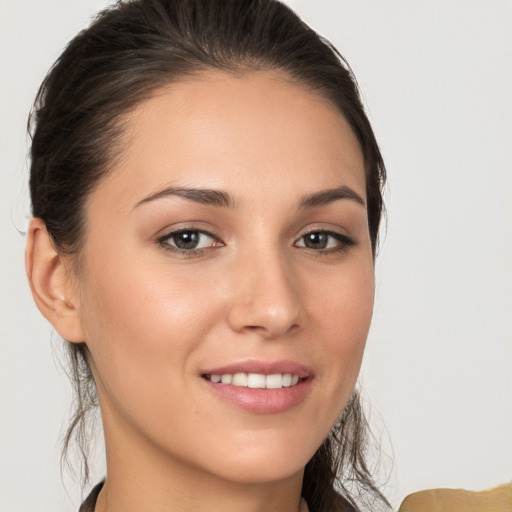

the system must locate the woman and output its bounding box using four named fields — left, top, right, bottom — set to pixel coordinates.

left=25, top=0, right=388, bottom=510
